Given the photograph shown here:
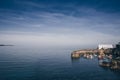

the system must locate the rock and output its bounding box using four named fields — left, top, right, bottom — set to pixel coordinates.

left=71, top=53, right=80, bottom=58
